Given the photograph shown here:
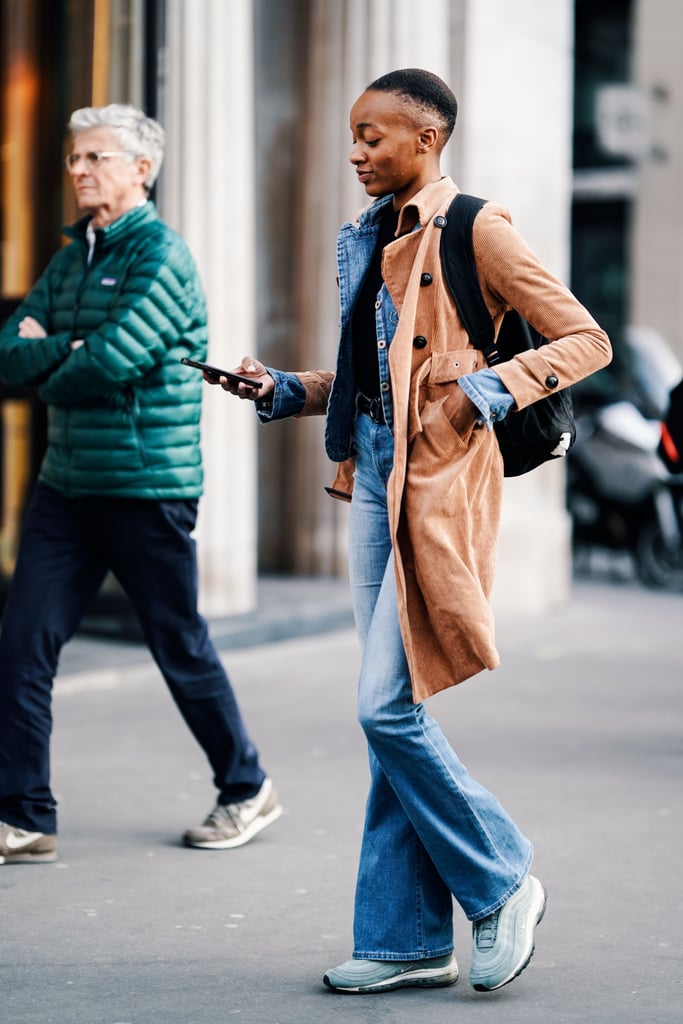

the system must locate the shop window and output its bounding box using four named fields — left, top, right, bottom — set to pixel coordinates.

left=573, top=0, right=635, bottom=169
left=571, top=199, right=631, bottom=403
left=572, top=0, right=635, bottom=401
left=0, top=0, right=110, bottom=585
